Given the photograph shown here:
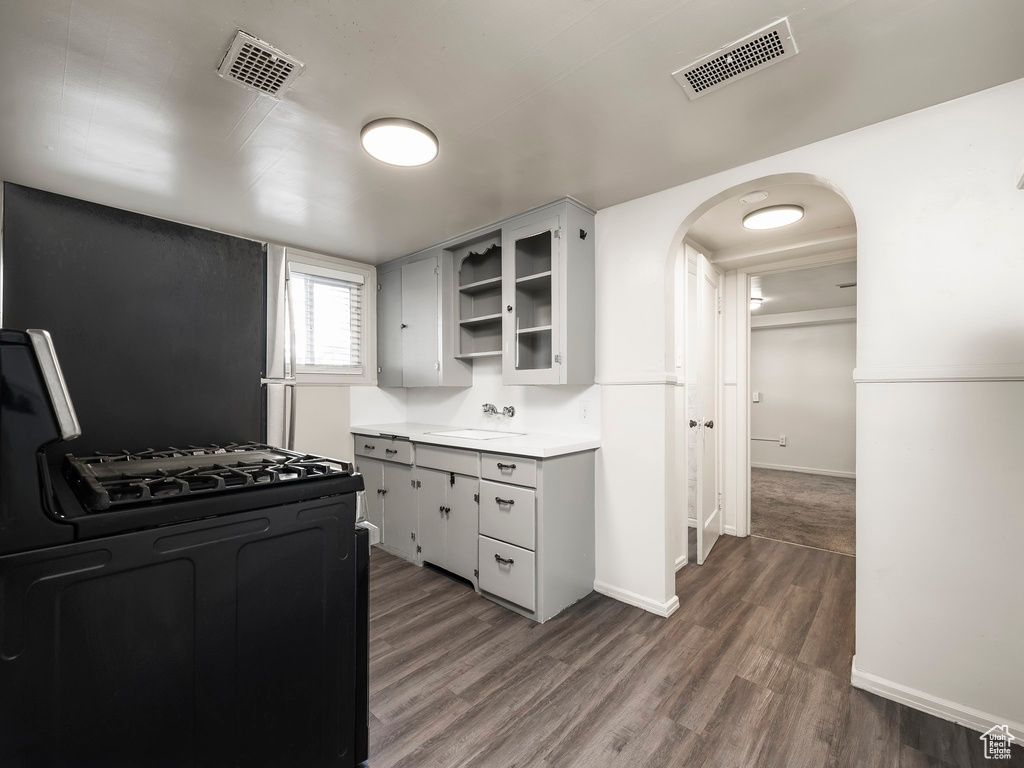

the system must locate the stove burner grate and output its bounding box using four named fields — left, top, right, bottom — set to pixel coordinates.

left=63, top=443, right=355, bottom=512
